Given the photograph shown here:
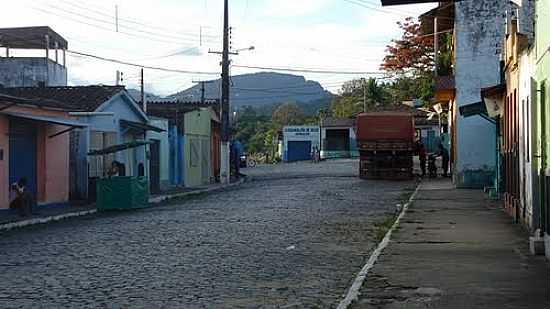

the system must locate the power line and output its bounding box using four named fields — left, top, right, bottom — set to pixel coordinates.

left=232, top=64, right=383, bottom=75
left=57, top=0, right=220, bottom=39
left=67, top=50, right=219, bottom=75
left=32, top=5, right=217, bottom=46
left=342, top=0, right=412, bottom=17
left=39, top=2, right=215, bottom=43
left=31, top=6, right=190, bottom=45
